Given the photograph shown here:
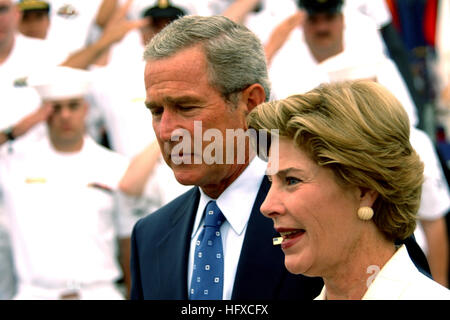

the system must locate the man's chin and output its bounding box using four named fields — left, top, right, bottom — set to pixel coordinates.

left=172, top=173, right=199, bottom=186
left=170, top=165, right=201, bottom=186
